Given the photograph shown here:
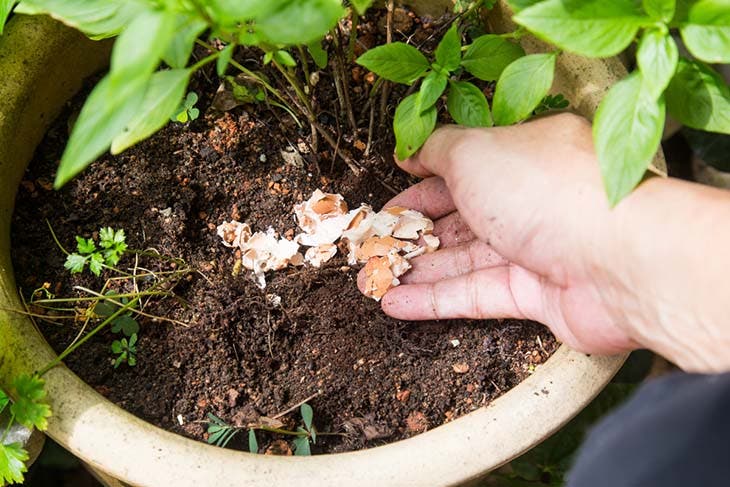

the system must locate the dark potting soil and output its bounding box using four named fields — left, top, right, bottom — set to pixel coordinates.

left=10, top=8, right=557, bottom=454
